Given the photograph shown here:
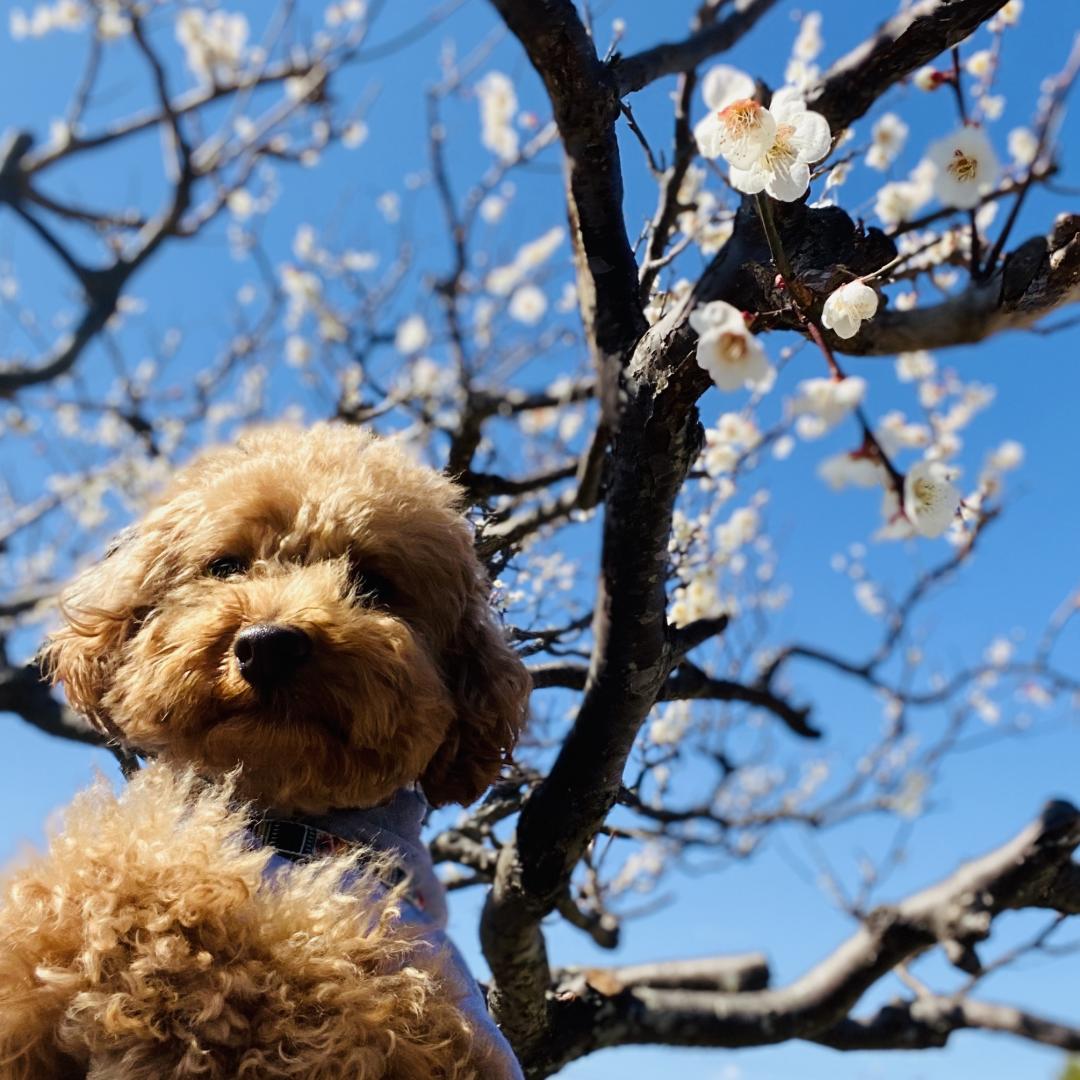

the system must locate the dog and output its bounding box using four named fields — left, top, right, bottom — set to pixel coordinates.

left=0, top=424, right=531, bottom=1079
